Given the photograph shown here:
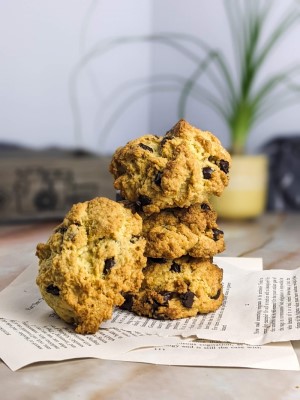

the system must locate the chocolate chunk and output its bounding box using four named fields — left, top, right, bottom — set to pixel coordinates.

left=137, top=195, right=152, bottom=206
left=202, top=167, right=214, bottom=179
left=210, top=289, right=221, bottom=300
left=160, top=135, right=173, bottom=147
left=219, top=159, right=229, bottom=174
left=139, top=143, right=153, bottom=152
left=152, top=299, right=161, bottom=312
left=201, top=203, right=211, bottom=211
left=46, top=284, right=60, bottom=296
left=151, top=292, right=172, bottom=312
left=180, top=291, right=195, bottom=308
left=120, top=293, right=134, bottom=311
left=122, top=201, right=140, bottom=214
left=103, top=257, right=116, bottom=274
left=148, top=258, right=167, bottom=264
left=154, top=171, right=163, bottom=186
left=159, top=291, right=175, bottom=305
left=133, top=202, right=143, bottom=212
left=55, top=225, right=67, bottom=234
left=170, top=262, right=181, bottom=273
left=212, top=228, right=224, bottom=241
left=135, top=195, right=152, bottom=212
